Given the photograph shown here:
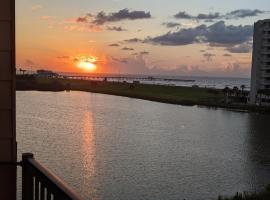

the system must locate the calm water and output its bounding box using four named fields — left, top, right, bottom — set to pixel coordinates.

left=17, top=91, right=270, bottom=200
left=60, top=73, right=251, bottom=90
